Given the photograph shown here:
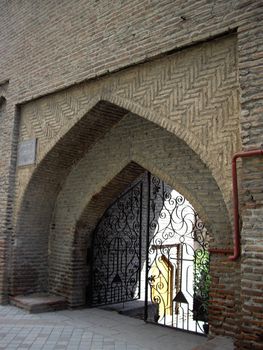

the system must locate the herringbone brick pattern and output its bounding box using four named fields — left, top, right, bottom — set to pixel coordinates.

left=18, top=35, right=240, bottom=215
left=0, top=0, right=261, bottom=347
